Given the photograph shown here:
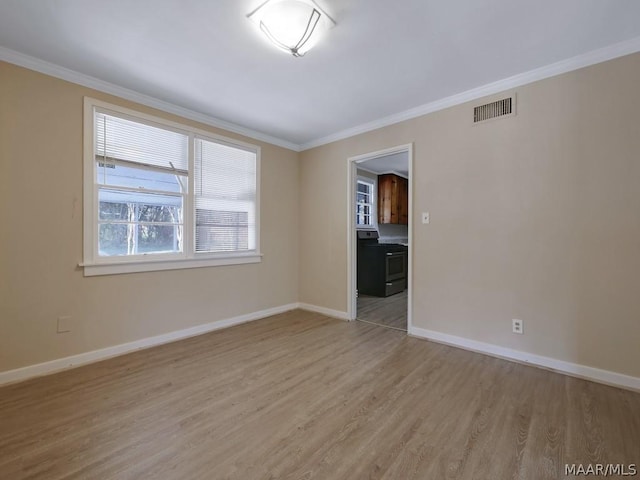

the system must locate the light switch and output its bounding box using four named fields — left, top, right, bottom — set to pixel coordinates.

left=422, top=212, right=430, bottom=224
